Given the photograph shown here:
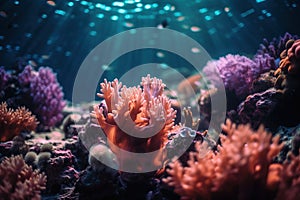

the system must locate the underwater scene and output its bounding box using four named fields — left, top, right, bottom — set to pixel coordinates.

left=1, top=0, right=300, bottom=199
